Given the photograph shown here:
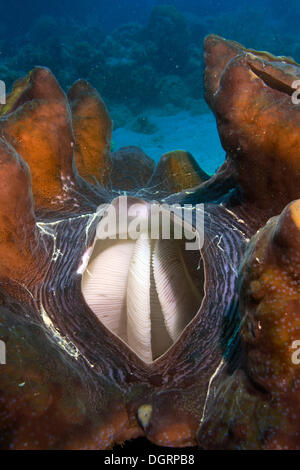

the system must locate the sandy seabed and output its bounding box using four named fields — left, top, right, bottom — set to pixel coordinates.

left=113, top=109, right=225, bottom=176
